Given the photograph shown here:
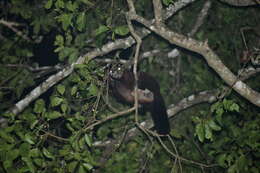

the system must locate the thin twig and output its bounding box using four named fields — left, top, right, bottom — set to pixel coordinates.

left=0, top=19, right=32, bottom=42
